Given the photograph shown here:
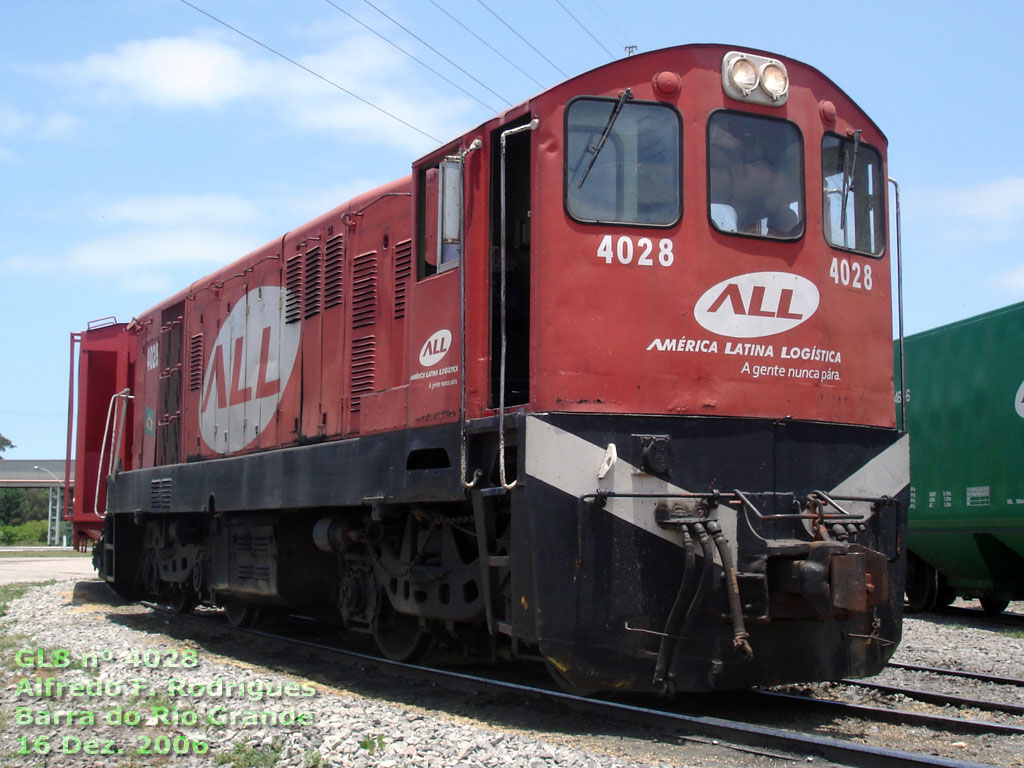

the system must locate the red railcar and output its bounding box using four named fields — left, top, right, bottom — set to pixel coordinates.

left=75, top=44, right=908, bottom=692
